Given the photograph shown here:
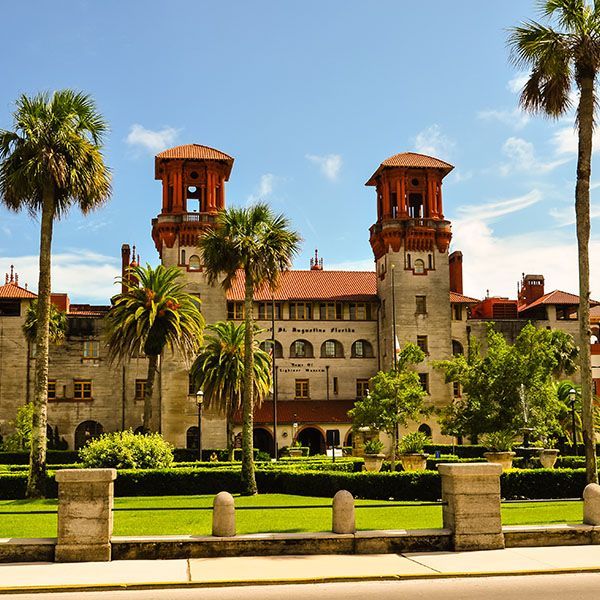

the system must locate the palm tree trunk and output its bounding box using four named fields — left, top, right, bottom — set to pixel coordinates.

left=576, top=74, right=598, bottom=485
left=143, top=354, right=159, bottom=432
left=26, top=189, right=55, bottom=498
left=227, top=397, right=235, bottom=462
left=241, top=273, right=257, bottom=494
